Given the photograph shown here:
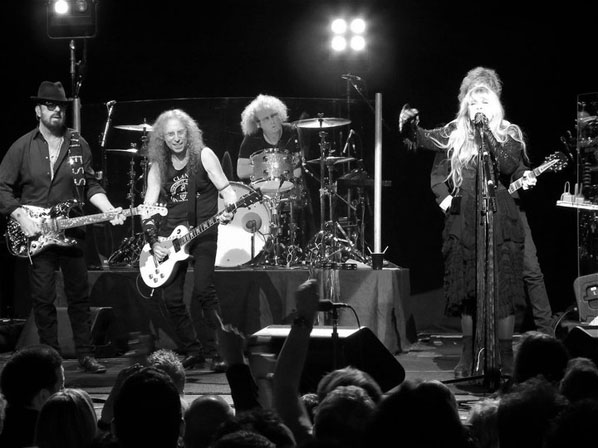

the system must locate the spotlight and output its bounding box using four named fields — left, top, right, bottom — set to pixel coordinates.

left=328, top=16, right=367, bottom=54
left=331, top=36, right=347, bottom=52
left=331, top=18, right=347, bottom=34
left=47, top=0, right=98, bottom=39
left=350, top=18, right=366, bottom=34
left=74, top=0, right=89, bottom=13
left=350, top=35, right=366, bottom=51
left=53, top=0, right=70, bottom=15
